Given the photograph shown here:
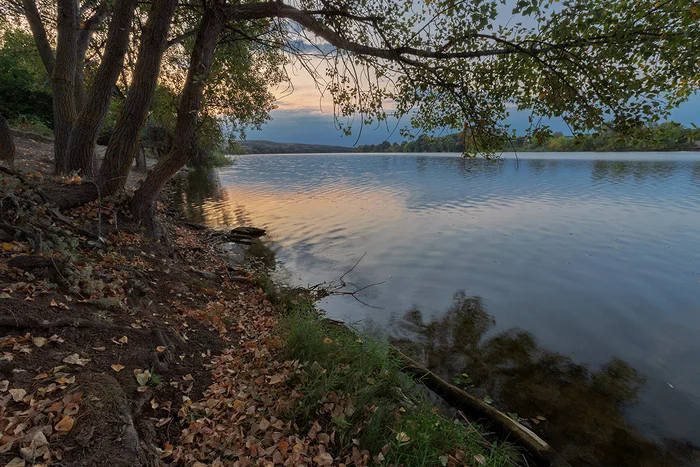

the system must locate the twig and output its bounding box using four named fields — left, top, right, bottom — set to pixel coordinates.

left=457, top=410, right=491, bottom=446
left=338, top=251, right=366, bottom=283
left=319, top=252, right=386, bottom=309
left=50, top=256, right=86, bottom=300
